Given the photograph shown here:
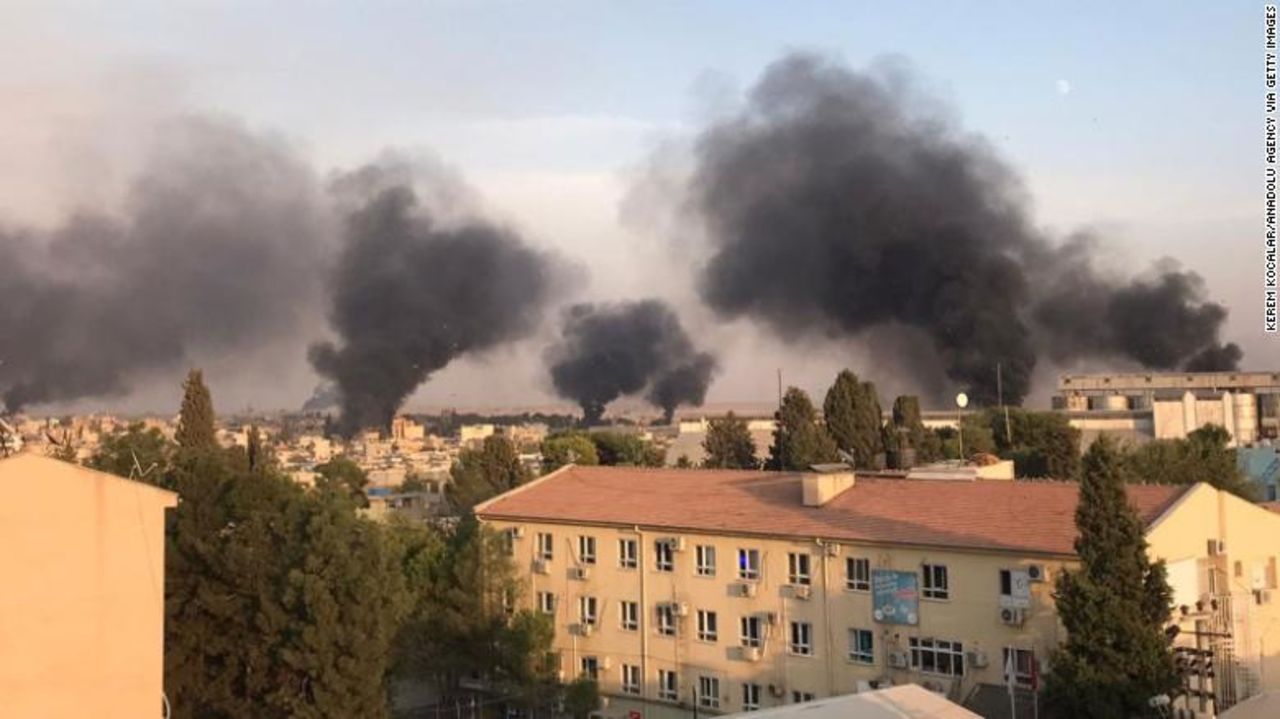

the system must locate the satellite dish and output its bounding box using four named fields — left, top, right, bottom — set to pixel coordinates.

left=955, top=392, right=969, bottom=409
